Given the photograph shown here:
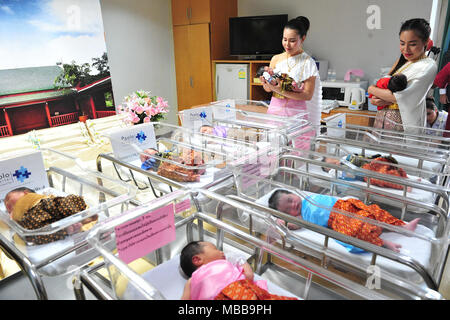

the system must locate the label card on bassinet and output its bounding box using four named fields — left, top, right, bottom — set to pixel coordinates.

left=115, top=203, right=176, bottom=264
left=212, top=99, right=236, bottom=121
left=108, top=123, right=157, bottom=163
left=0, top=151, right=49, bottom=201
left=324, top=113, right=346, bottom=138
left=181, top=107, right=213, bottom=130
